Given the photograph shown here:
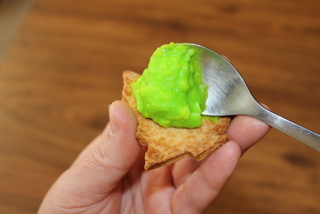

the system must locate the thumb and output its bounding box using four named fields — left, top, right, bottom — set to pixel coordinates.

left=39, top=101, right=140, bottom=212
left=72, top=100, right=140, bottom=192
